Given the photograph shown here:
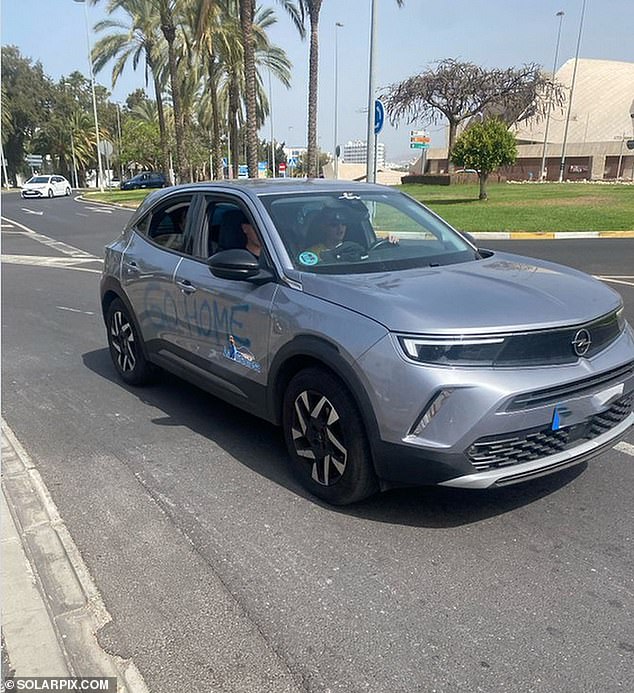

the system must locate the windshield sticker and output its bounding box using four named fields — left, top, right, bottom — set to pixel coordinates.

left=223, top=335, right=262, bottom=372
left=298, top=251, right=319, bottom=266
left=339, top=192, right=361, bottom=200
